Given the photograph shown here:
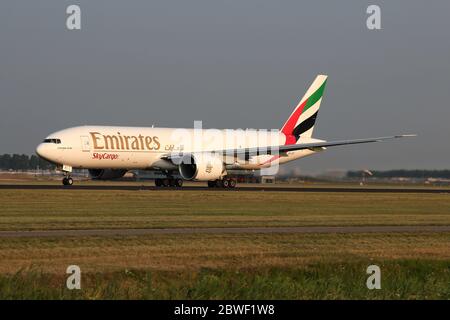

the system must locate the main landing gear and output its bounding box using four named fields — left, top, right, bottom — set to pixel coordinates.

left=155, top=177, right=183, bottom=187
left=207, top=178, right=237, bottom=188
left=62, top=176, right=73, bottom=186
